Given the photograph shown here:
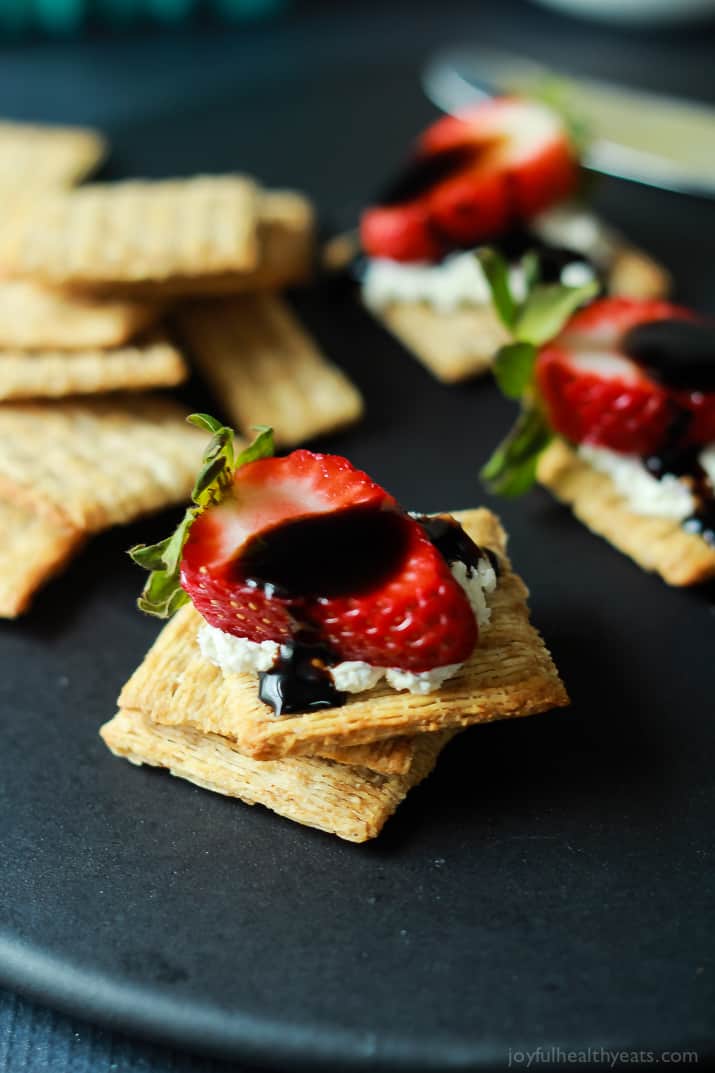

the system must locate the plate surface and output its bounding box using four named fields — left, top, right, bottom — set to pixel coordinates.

left=1, top=23, right=714, bottom=1072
